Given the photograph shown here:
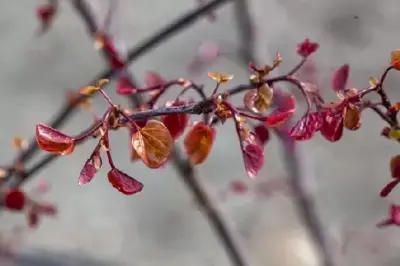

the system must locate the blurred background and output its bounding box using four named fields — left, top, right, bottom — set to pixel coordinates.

left=1, top=0, right=400, bottom=265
